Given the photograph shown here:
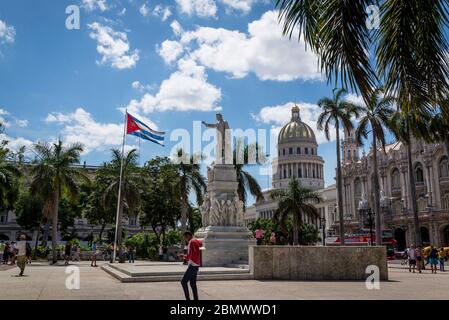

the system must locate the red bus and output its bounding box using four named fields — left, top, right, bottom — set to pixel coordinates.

left=325, top=230, right=396, bottom=257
